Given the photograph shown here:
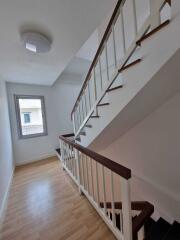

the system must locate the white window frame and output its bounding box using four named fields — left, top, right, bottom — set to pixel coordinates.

left=14, top=95, right=48, bottom=139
